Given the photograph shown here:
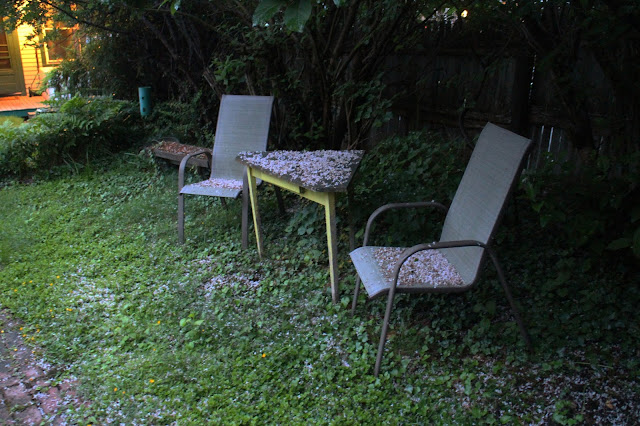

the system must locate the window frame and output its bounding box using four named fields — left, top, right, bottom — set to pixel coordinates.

left=39, top=21, right=79, bottom=66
